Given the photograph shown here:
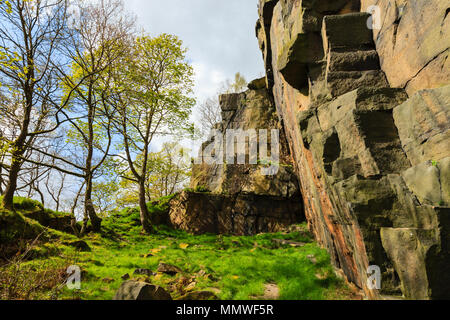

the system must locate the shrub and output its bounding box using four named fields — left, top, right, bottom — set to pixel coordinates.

left=194, top=185, right=210, bottom=193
